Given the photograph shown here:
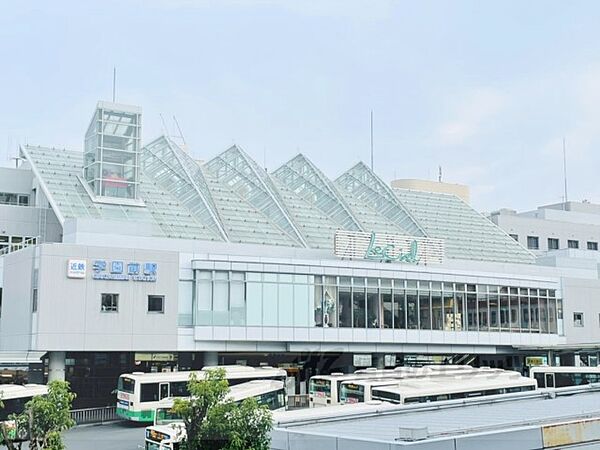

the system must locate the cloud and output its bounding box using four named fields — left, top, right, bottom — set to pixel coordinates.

left=436, top=88, right=508, bottom=146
